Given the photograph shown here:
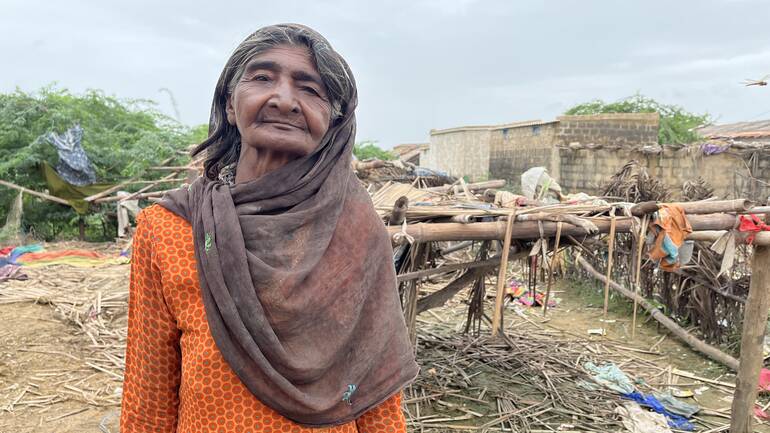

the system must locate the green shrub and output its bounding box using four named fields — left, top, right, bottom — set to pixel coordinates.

left=0, top=86, right=201, bottom=241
